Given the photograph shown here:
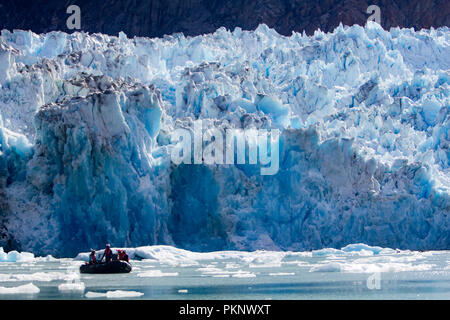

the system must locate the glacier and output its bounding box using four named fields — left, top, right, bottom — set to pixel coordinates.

left=0, top=22, right=449, bottom=256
